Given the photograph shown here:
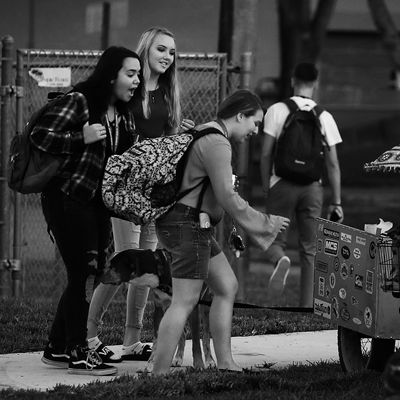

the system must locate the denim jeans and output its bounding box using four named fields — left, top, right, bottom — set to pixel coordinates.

left=156, top=203, right=221, bottom=279
left=41, top=188, right=111, bottom=351
left=87, top=219, right=157, bottom=333
left=265, top=180, right=323, bottom=306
